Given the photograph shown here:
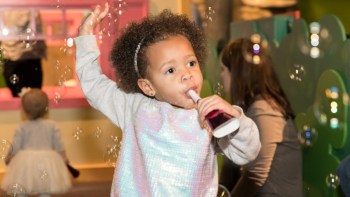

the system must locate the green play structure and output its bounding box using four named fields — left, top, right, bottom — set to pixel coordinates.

left=201, top=14, right=350, bottom=197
